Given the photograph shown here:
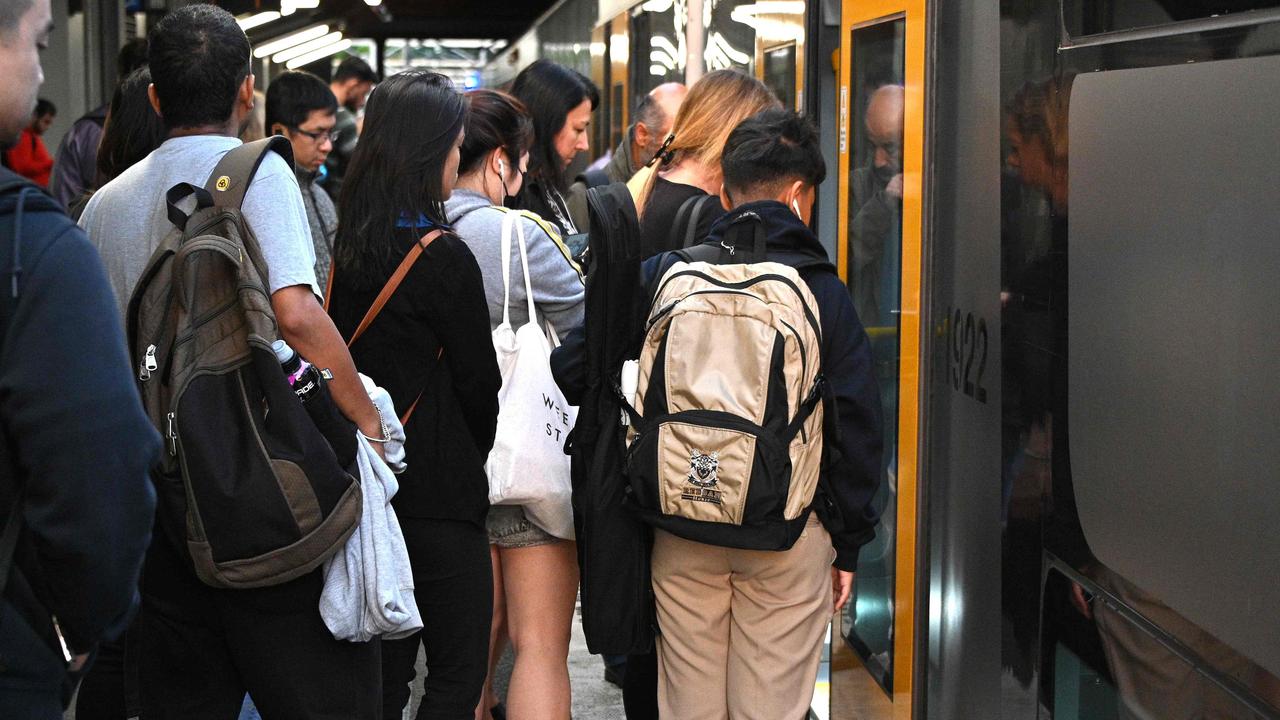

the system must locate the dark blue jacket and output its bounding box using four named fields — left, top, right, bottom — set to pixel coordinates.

left=553, top=200, right=883, bottom=569
left=0, top=170, right=158, bottom=714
